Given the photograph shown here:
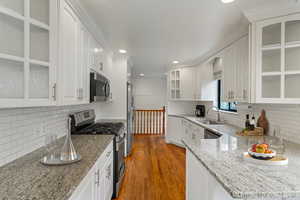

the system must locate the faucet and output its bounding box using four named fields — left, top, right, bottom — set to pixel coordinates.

left=206, top=106, right=221, bottom=122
